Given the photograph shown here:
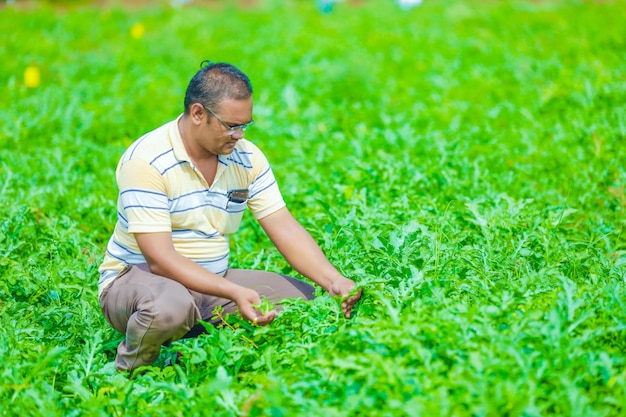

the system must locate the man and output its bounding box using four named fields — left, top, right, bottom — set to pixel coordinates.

left=98, top=61, right=361, bottom=372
